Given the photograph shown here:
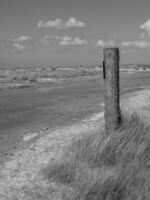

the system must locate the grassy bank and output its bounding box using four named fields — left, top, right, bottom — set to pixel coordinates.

left=43, top=90, right=150, bottom=200
left=1, top=90, right=150, bottom=199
